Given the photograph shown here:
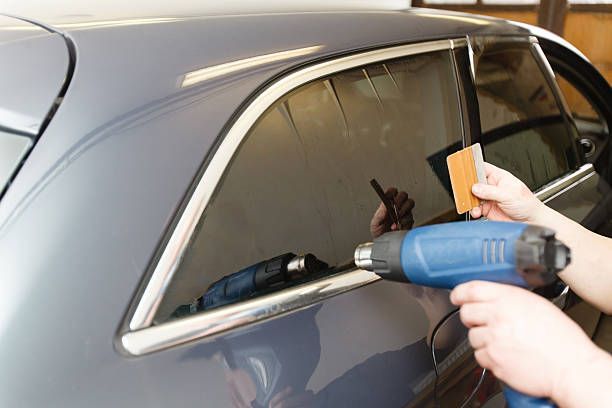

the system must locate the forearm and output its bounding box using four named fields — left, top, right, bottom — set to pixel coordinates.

left=532, top=204, right=612, bottom=313
left=553, top=347, right=612, bottom=408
